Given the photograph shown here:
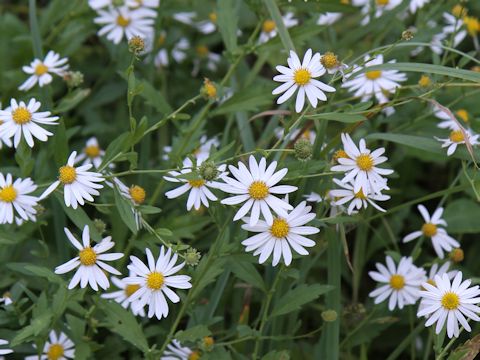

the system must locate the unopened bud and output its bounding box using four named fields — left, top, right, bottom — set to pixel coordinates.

left=201, top=78, right=217, bottom=100
left=449, top=248, right=464, bottom=263
left=199, top=161, right=219, bottom=181
left=402, top=29, right=414, bottom=41
left=93, top=219, right=107, bottom=234
left=322, top=310, right=338, bottom=322
left=63, top=71, right=84, bottom=88
left=128, top=35, right=145, bottom=55
left=185, top=248, right=201, bottom=266
left=294, top=139, right=313, bottom=161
